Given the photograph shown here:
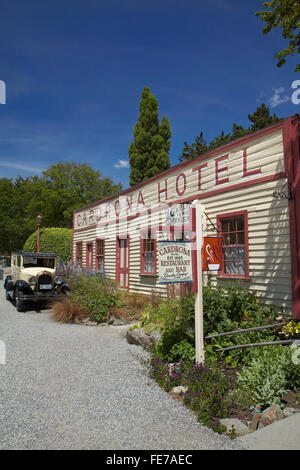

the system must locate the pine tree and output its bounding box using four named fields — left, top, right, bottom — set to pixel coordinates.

left=129, top=87, right=171, bottom=186
left=248, top=103, right=281, bottom=131
left=178, top=131, right=207, bottom=162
